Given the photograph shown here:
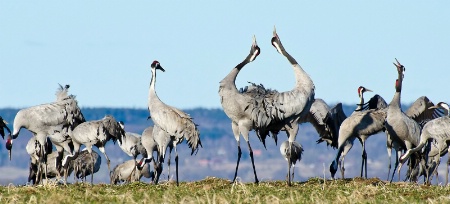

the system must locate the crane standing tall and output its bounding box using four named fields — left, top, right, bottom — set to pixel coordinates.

left=385, top=59, right=442, bottom=181
left=147, top=61, right=202, bottom=185
left=219, top=27, right=315, bottom=184
left=329, top=86, right=388, bottom=179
